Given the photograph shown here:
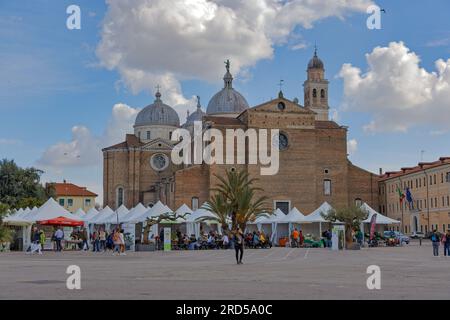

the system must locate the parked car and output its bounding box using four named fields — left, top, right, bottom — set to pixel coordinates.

left=411, top=231, right=425, bottom=239
left=383, top=231, right=410, bottom=244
